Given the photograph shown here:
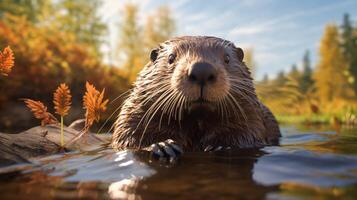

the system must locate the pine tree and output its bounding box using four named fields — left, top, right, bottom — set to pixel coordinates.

left=274, top=71, right=288, bottom=86
left=288, top=64, right=301, bottom=81
left=341, top=13, right=357, bottom=94
left=314, top=24, right=349, bottom=102
left=300, top=50, right=314, bottom=94
left=262, top=74, right=269, bottom=84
